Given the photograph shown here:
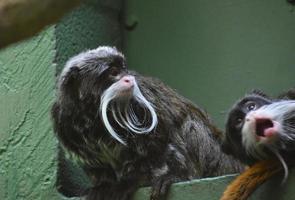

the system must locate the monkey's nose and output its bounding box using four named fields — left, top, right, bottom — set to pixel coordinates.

left=120, top=75, right=135, bottom=86
left=254, top=117, right=280, bottom=138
